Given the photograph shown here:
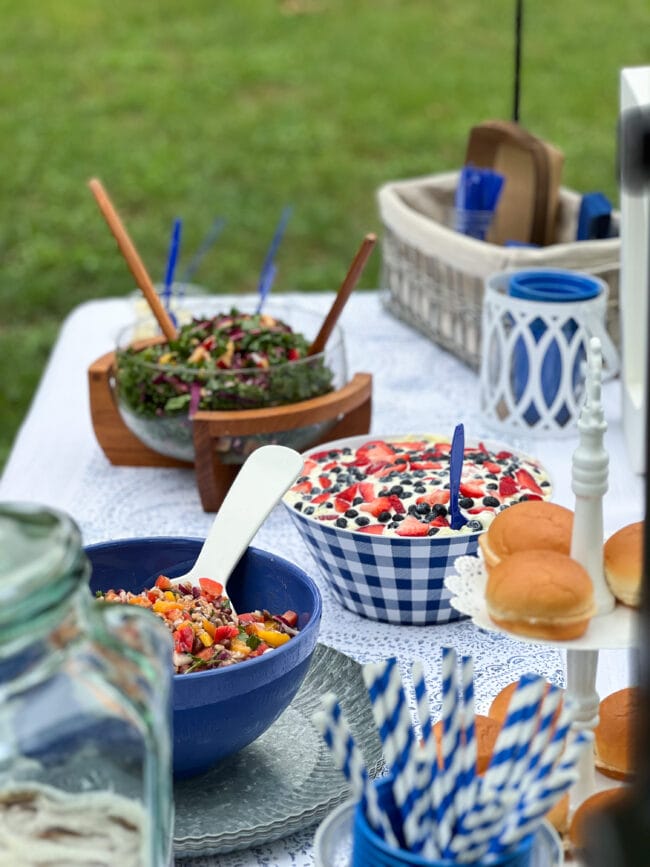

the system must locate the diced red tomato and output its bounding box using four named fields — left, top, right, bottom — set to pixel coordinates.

left=173, top=624, right=195, bottom=653
left=155, top=575, right=172, bottom=590
left=237, top=612, right=264, bottom=623
left=214, top=624, right=239, bottom=642
left=280, top=610, right=298, bottom=627
left=199, top=577, right=224, bottom=598
left=248, top=642, right=270, bottom=657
